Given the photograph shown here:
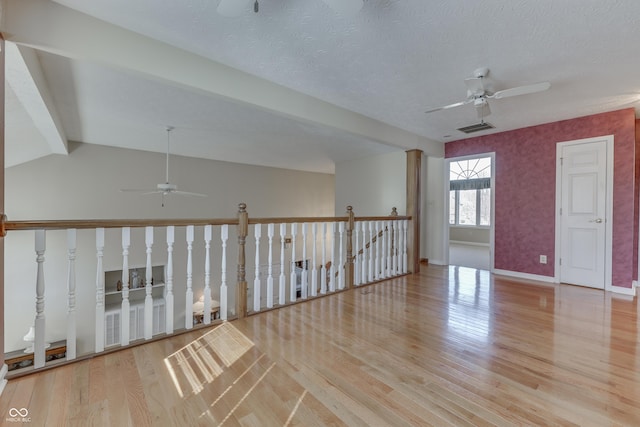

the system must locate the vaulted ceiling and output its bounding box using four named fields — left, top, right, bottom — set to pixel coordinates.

left=4, top=0, right=640, bottom=173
